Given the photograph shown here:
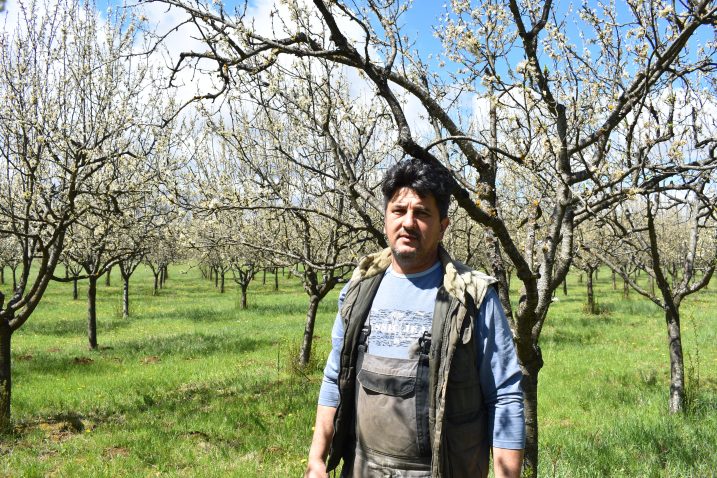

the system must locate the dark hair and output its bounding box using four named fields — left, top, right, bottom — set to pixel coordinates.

left=381, top=159, right=452, bottom=219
